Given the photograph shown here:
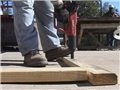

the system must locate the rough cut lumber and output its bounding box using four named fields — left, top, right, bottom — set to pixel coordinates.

left=1, top=56, right=117, bottom=85
left=1, top=67, right=87, bottom=83
left=63, top=57, right=117, bottom=85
